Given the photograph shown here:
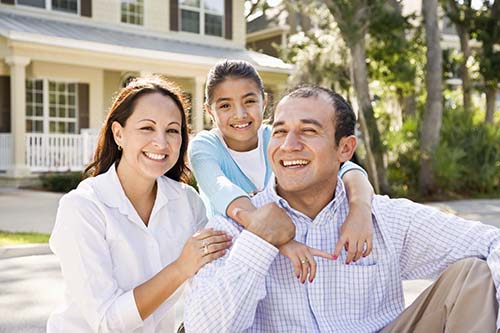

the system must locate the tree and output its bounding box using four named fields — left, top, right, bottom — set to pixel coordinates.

left=471, top=0, right=500, bottom=124
left=323, top=0, right=390, bottom=194
left=442, top=0, right=474, bottom=113
left=419, top=0, right=443, bottom=195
